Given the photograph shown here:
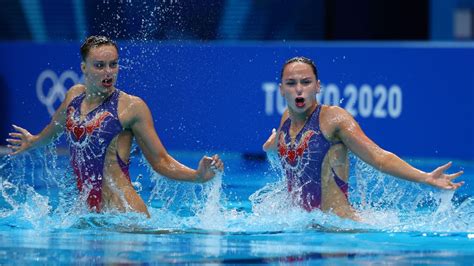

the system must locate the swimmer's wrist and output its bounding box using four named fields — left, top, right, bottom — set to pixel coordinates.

left=420, top=172, right=432, bottom=185
left=31, top=135, right=40, bottom=146
left=34, top=135, right=50, bottom=150
left=23, top=135, right=40, bottom=151
left=194, top=170, right=205, bottom=183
